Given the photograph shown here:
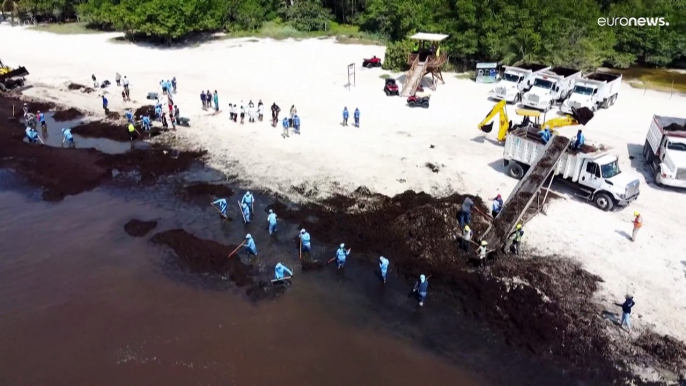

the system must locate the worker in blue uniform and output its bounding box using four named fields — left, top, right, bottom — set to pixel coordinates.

left=274, top=263, right=293, bottom=280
